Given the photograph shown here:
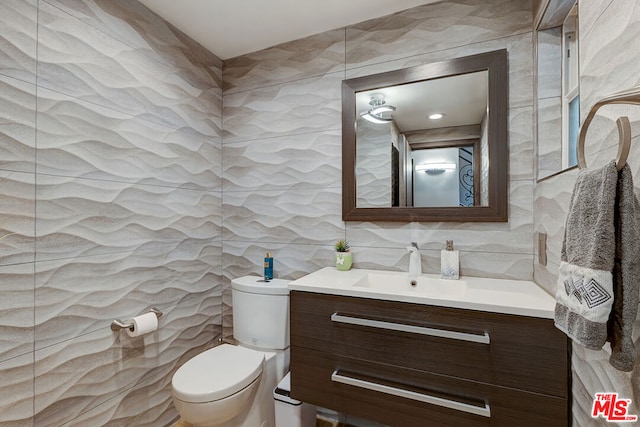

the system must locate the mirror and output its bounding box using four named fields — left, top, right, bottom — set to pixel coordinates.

left=342, top=50, right=508, bottom=222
